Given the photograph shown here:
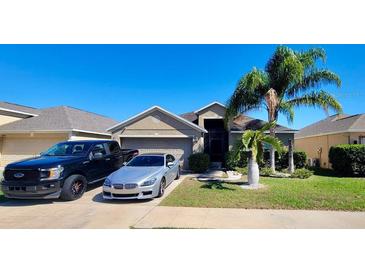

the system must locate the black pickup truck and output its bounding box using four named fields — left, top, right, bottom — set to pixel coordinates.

left=1, top=140, right=138, bottom=201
